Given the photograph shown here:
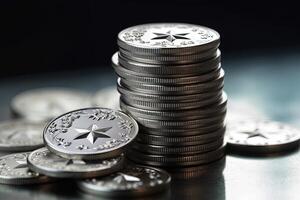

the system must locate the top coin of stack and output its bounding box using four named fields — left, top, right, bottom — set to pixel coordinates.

left=113, top=23, right=227, bottom=168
